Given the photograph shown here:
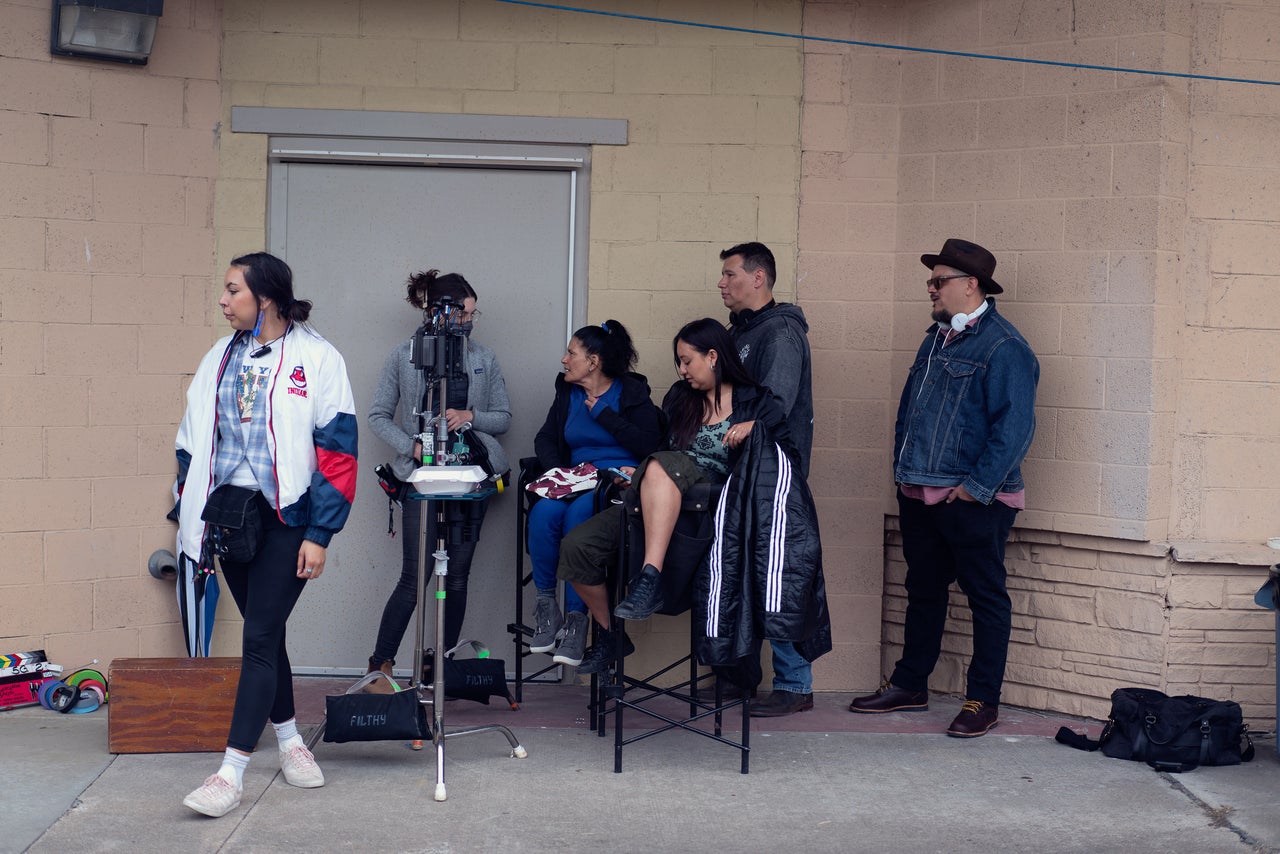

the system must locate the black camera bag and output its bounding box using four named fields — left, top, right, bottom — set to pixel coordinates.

left=1057, top=687, right=1254, bottom=772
